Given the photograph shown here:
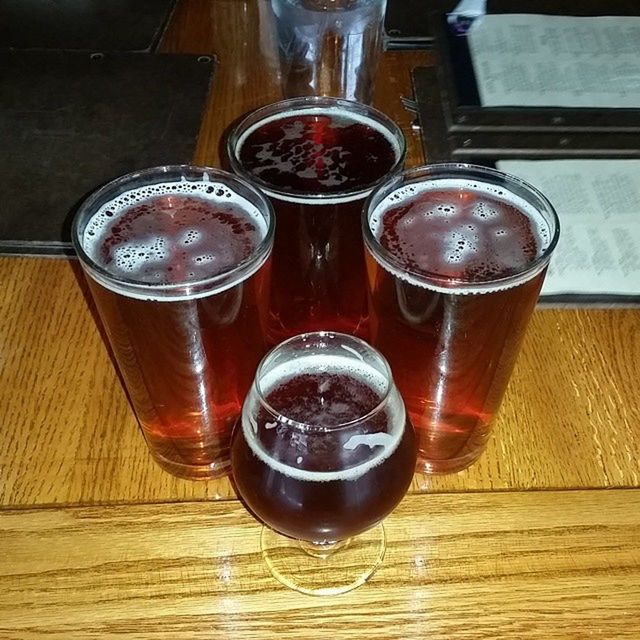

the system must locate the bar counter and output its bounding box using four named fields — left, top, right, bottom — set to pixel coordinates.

left=1, top=2, right=638, bottom=637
